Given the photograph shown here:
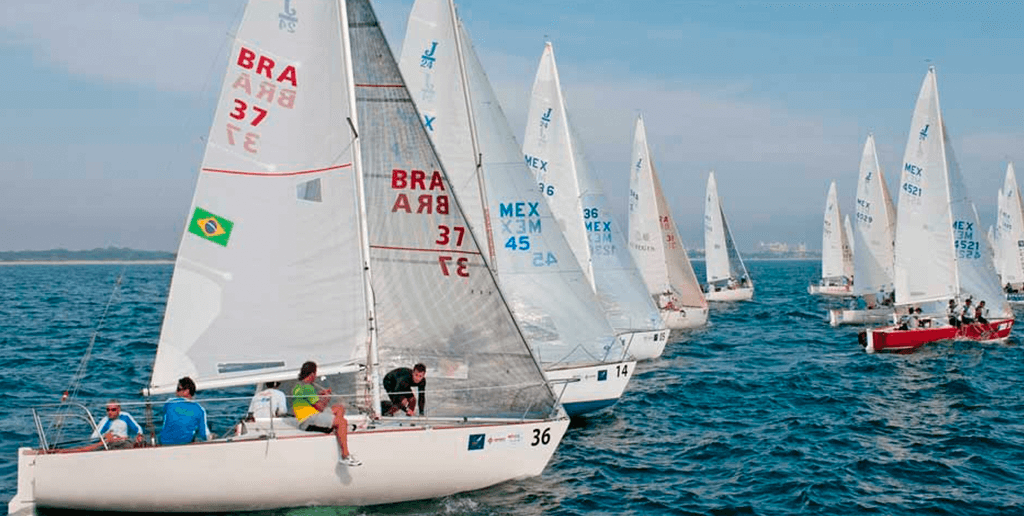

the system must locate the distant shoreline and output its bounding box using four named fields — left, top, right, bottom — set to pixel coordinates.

left=0, top=260, right=174, bottom=266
